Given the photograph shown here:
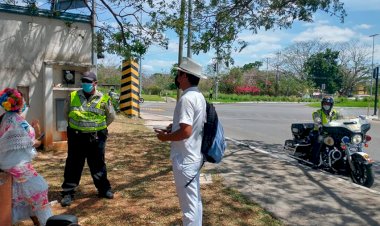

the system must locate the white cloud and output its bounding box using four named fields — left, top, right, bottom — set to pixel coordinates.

left=302, top=20, right=330, bottom=27
left=142, top=64, right=153, bottom=73
left=240, top=42, right=282, bottom=55
left=142, top=59, right=176, bottom=74
left=238, top=33, right=281, bottom=43
left=147, top=39, right=178, bottom=56
left=354, top=24, right=372, bottom=30
left=293, top=25, right=355, bottom=43
left=167, top=41, right=179, bottom=52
